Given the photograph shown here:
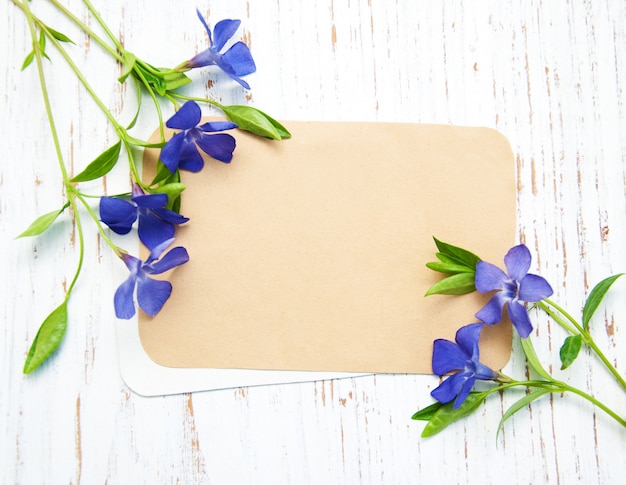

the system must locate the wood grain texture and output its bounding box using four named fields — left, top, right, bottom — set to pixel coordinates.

left=2, top=0, right=625, bottom=483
